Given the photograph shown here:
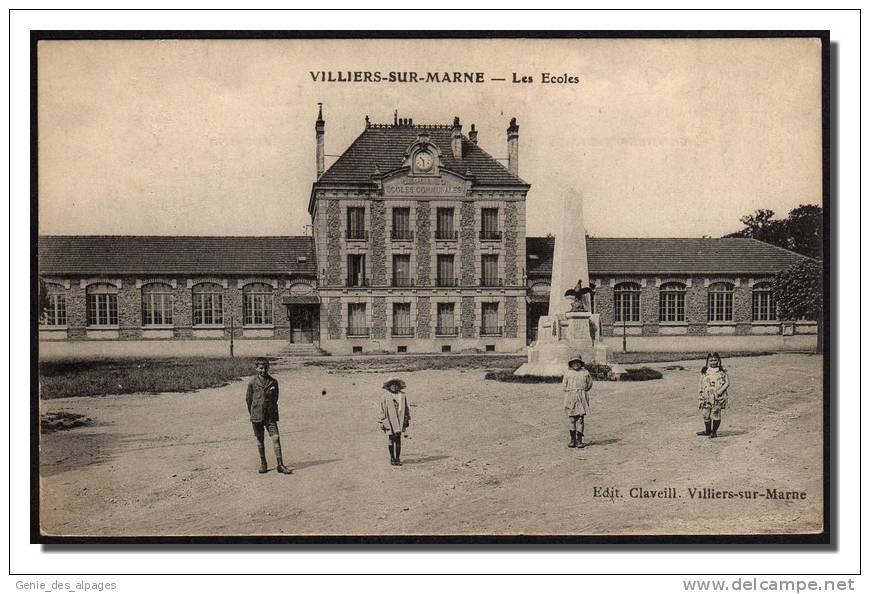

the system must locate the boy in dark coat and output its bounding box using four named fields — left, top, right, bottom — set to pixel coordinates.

left=246, top=358, right=292, bottom=474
